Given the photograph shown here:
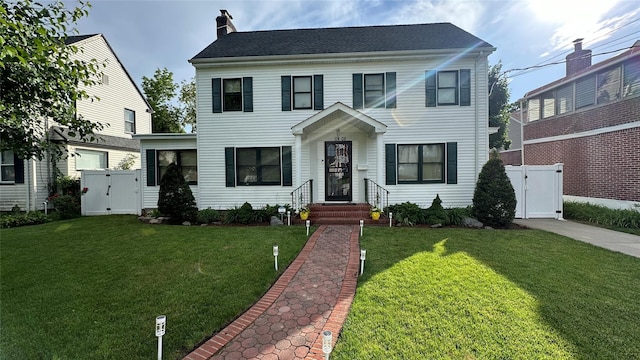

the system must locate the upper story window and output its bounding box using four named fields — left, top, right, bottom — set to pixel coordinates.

left=75, top=149, right=108, bottom=170
left=425, top=69, right=471, bottom=107
left=212, top=77, right=253, bottom=113
left=124, top=109, right=136, bottom=134
left=527, top=58, right=638, bottom=122
left=1, top=150, right=15, bottom=183
left=223, top=79, right=242, bottom=111
left=282, top=75, right=323, bottom=111
left=157, top=150, right=197, bottom=185
left=353, top=72, right=396, bottom=109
